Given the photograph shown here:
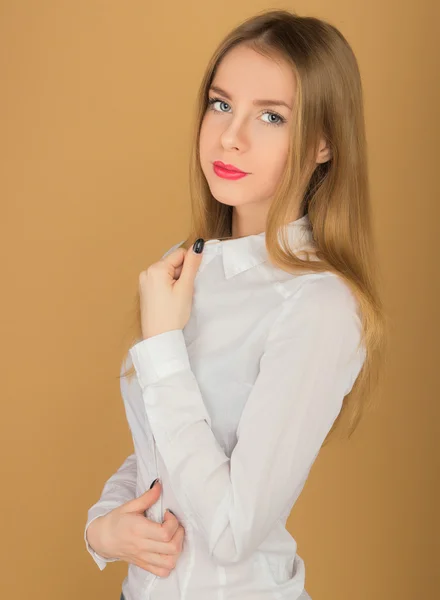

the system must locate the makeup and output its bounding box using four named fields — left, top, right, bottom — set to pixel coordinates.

left=213, top=162, right=249, bottom=180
